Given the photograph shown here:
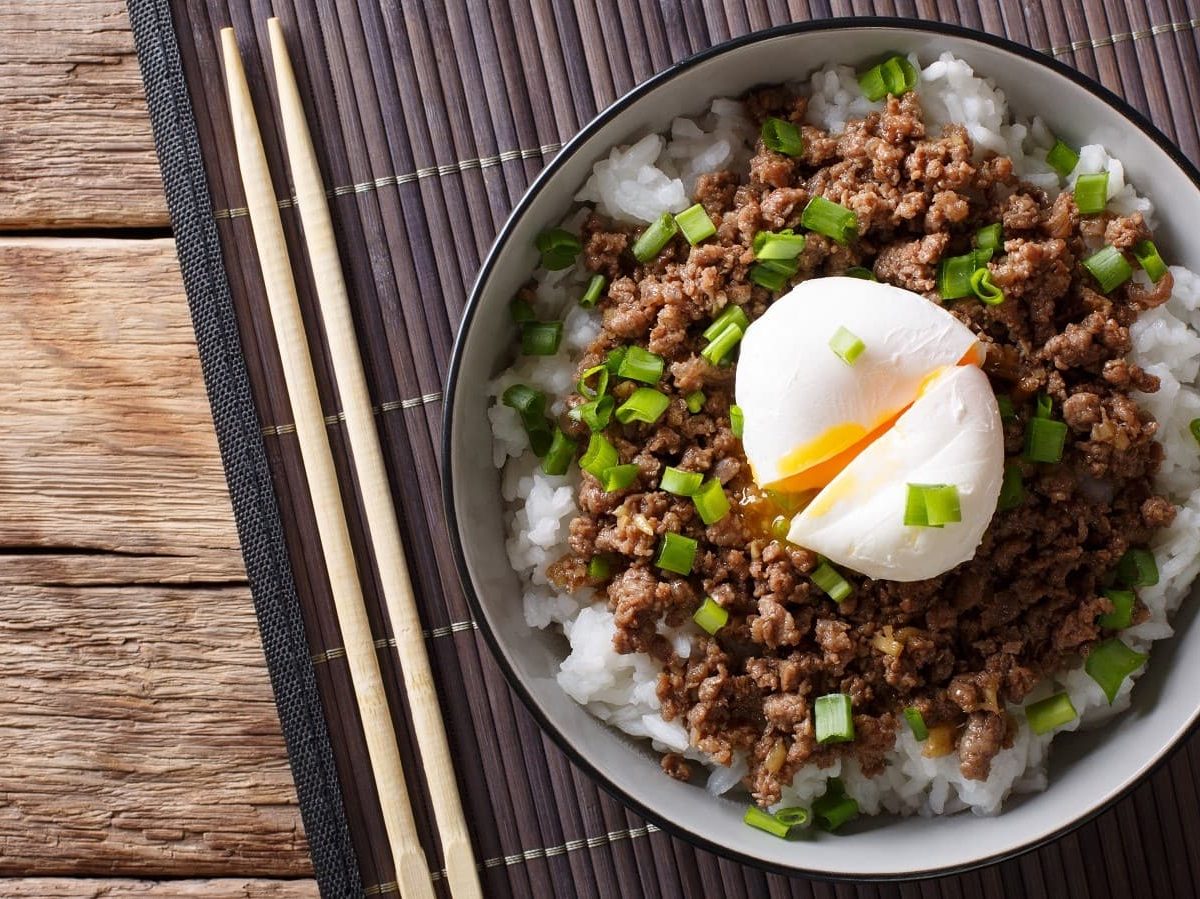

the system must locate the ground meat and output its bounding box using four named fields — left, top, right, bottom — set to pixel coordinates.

left=516, top=86, right=1175, bottom=800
